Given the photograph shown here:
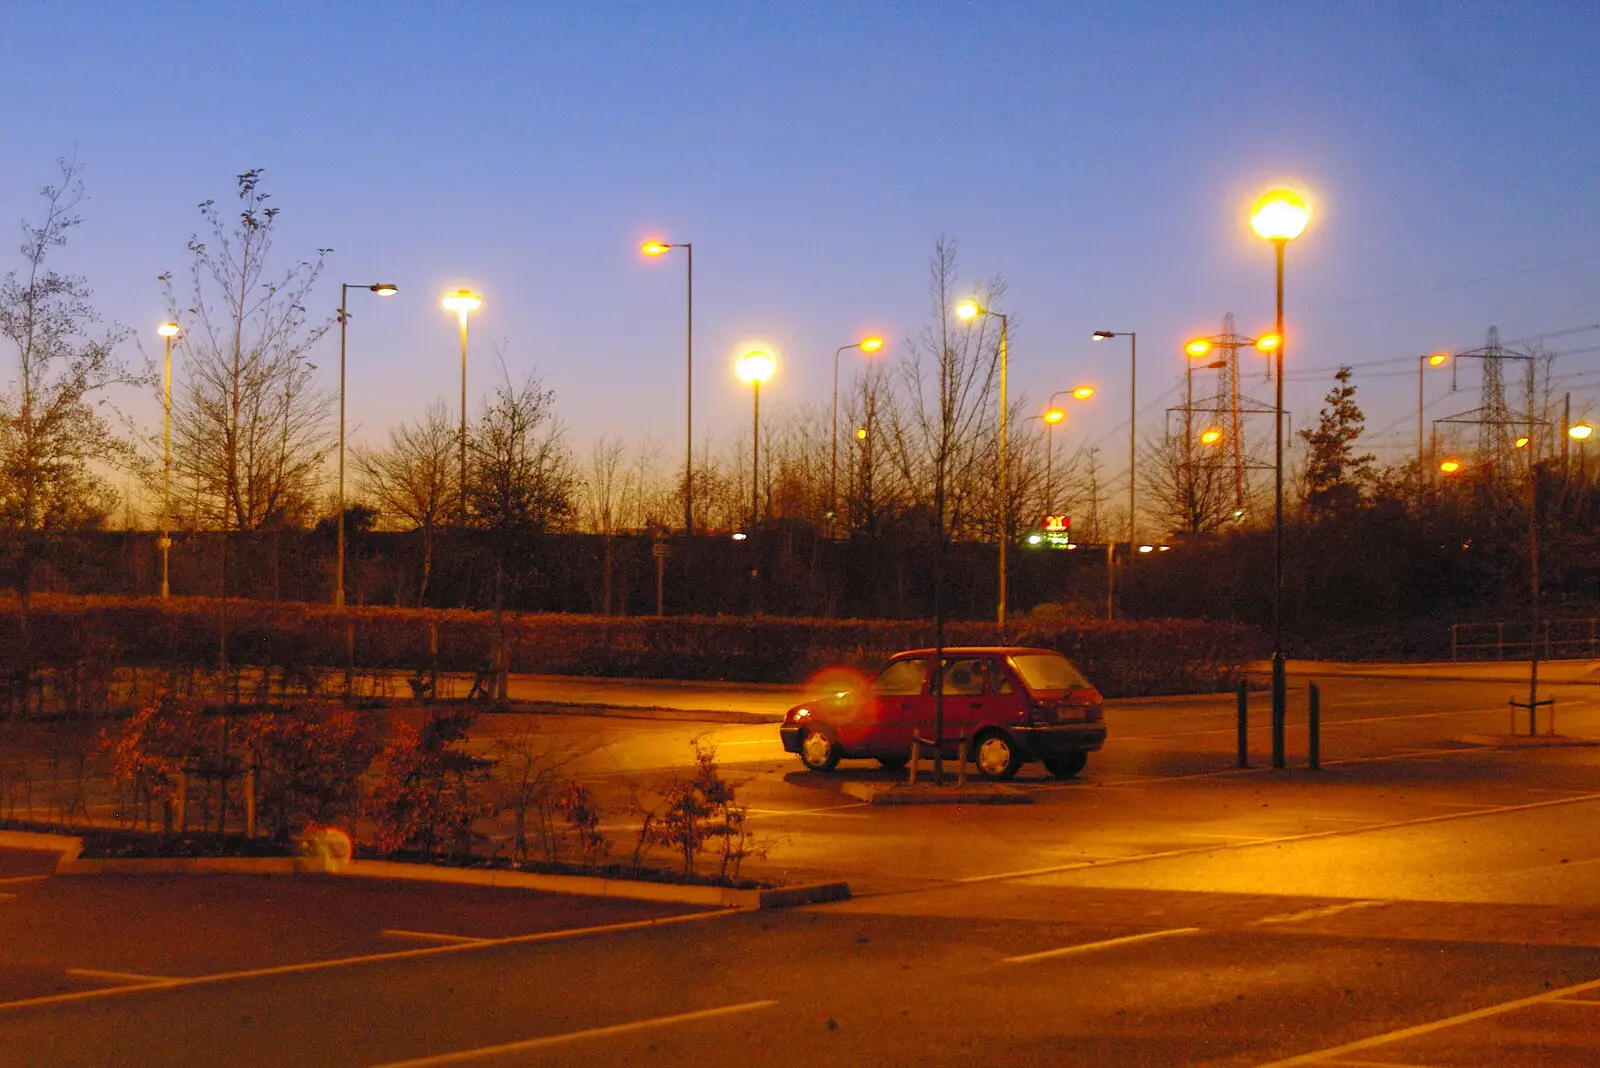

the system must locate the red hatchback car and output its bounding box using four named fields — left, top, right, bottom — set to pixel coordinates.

left=779, top=646, right=1106, bottom=781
